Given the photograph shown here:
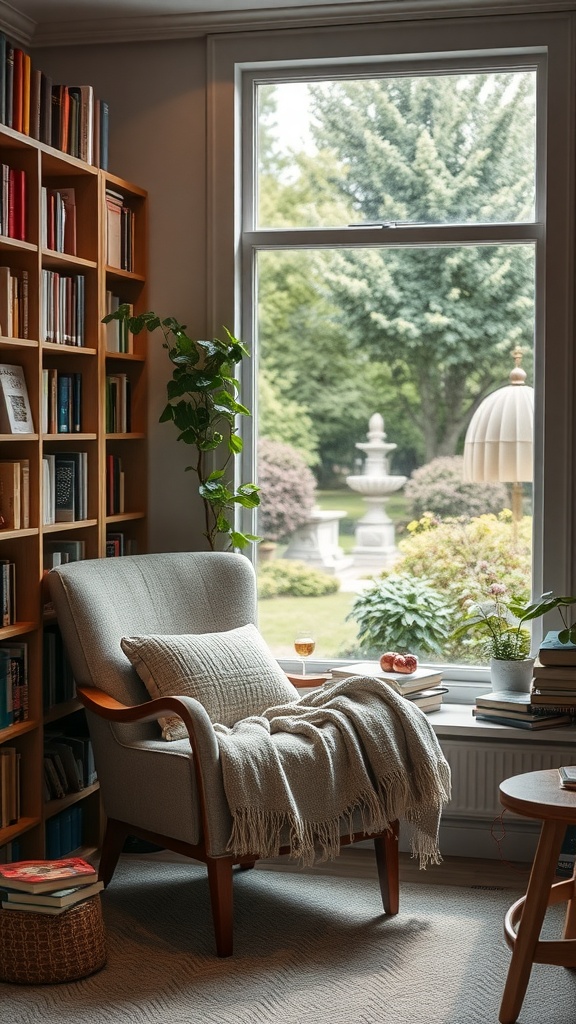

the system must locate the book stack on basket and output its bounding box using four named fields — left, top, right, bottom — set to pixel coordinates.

left=0, top=856, right=102, bottom=916
left=330, top=658, right=447, bottom=714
